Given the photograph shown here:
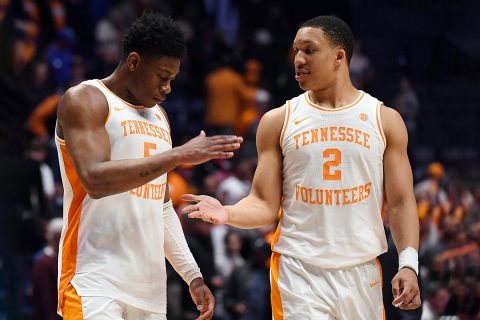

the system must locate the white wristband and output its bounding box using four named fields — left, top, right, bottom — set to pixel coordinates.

left=398, top=247, right=419, bottom=276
